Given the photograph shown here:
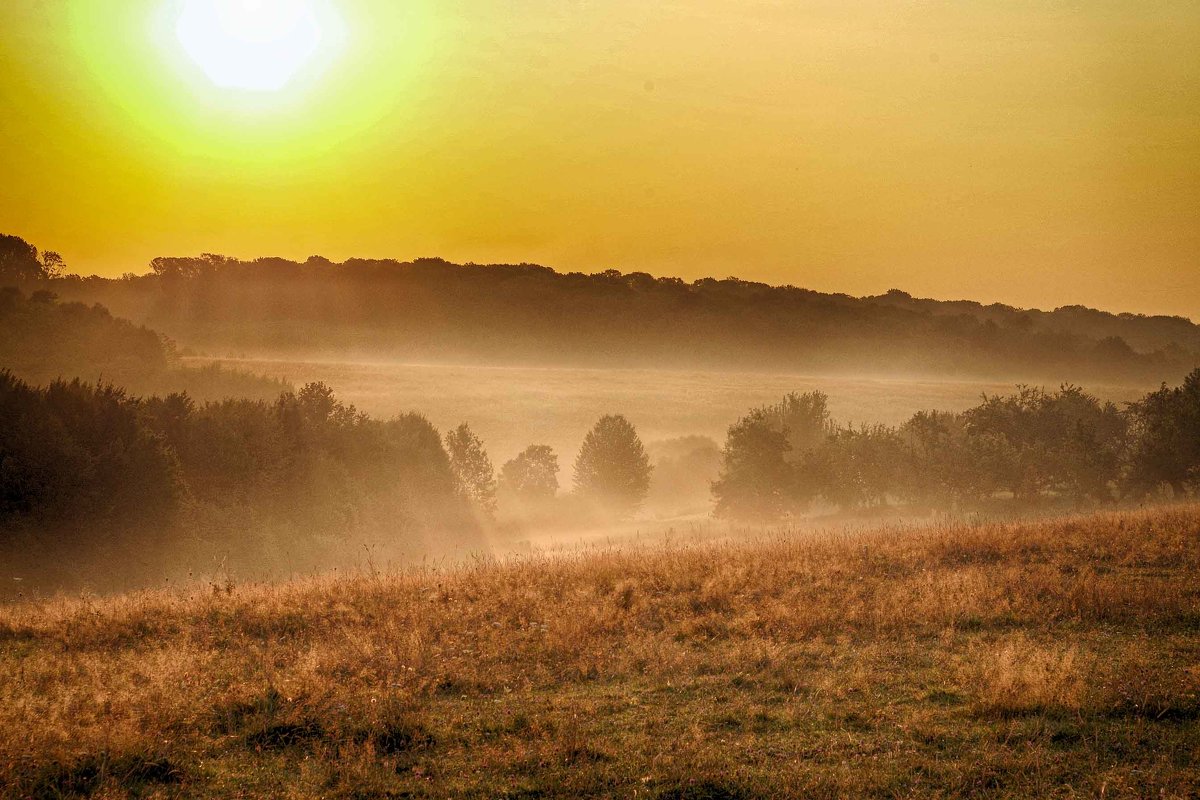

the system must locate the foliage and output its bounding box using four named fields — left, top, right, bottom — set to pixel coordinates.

left=1125, top=370, right=1200, bottom=495
left=0, top=286, right=286, bottom=401
left=498, top=444, right=559, bottom=502
left=0, top=374, right=472, bottom=587
left=0, top=233, right=64, bottom=284
left=715, top=374, right=1200, bottom=520
left=445, top=423, right=497, bottom=514
left=712, top=409, right=793, bottom=520
left=963, top=385, right=1127, bottom=502
left=764, top=390, right=833, bottom=456
left=12, top=231, right=1197, bottom=383
left=0, top=372, right=180, bottom=536
left=573, top=415, right=652, bottom=514
left=809, top=424, right=907, bottom=509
